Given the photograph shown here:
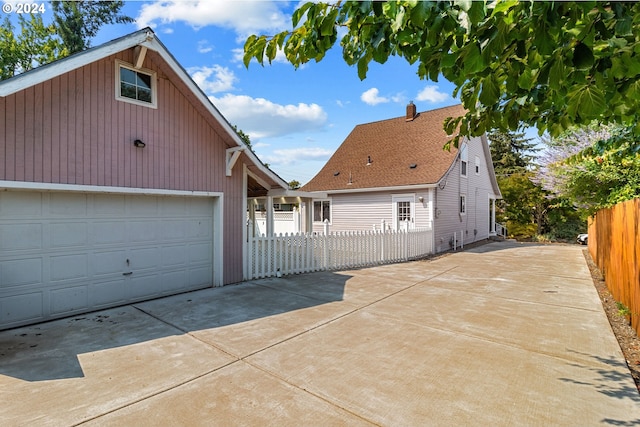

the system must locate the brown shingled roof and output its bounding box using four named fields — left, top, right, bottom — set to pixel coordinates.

left=302, top=104, right=465, bottom=192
